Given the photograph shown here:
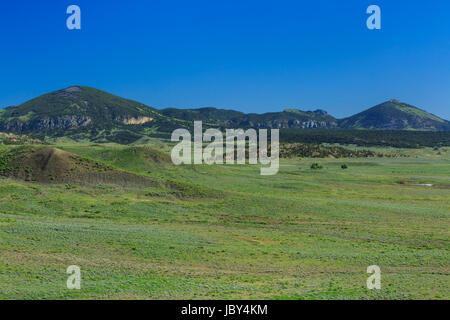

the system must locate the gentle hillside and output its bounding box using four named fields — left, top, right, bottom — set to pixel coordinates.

left=0, top=144, right=219, bottom=199
left=0, top=146, right=154, bottom=186
left=59, top=144, right=172, bottom=175
left=339, top=100, right=450, bottom=131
